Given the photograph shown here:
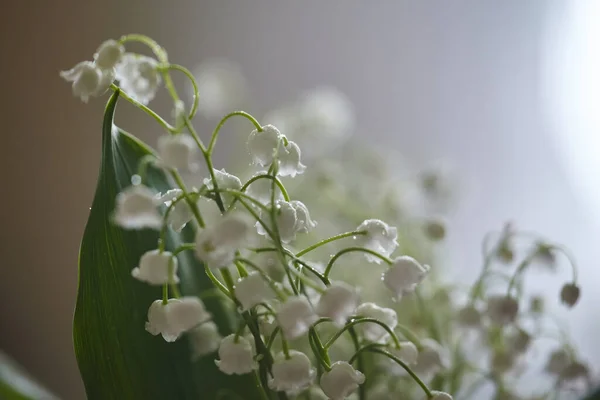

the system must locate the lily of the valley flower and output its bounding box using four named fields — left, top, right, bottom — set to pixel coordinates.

left=145, top=297, right=211, bottom=342
left=355, top=219, right=398, bottom=264
left=316, top=282, right=359, bottom=327
left=113, top=185, right=161, bottom=229
left=234, top=272, right=275, bottom=311
left=248, top=125, right=283, bottom=167
left=278, top=140, right=306, bottom=177
left=429, top=391, right=453, bottom=400
left=290, top=200, right=317, bottom=233
left=60, top=61, right=114, bottom=102
left=132, top=250, right=178, bottom=285
left=457, top=305, right=481, bottom=328
left=115, top=53, right=161, bottom=105
left=486, top=295, right=519, bottom=325
left=560, top=283, right=580, bottom=308
left=158, top=134, right=198, bottom=171
left=93, top=39, right=125, bottom=70
left=354, top=302, right=398, bottom=344
left=413, top=338, right=448, bottom=376
left=257, top=200, right=298, bottom=243
left=195, top=213, right=253, bottom=270
left=382, top=256, right=430, bottom=300
left=189, top=321, right=222, bottom=360
left=215, top=334, right=257, bottom=375
left=545, top=349, right=570, bottom=375
left=320, top=361, right=365, bottom=400
left=268, top=350, right=315, bottom=393
left=246, top=171, right=283, bottom=204
left=204, top=169, right=242, bottom=206
left=276, top=296, right=319, bottom=340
